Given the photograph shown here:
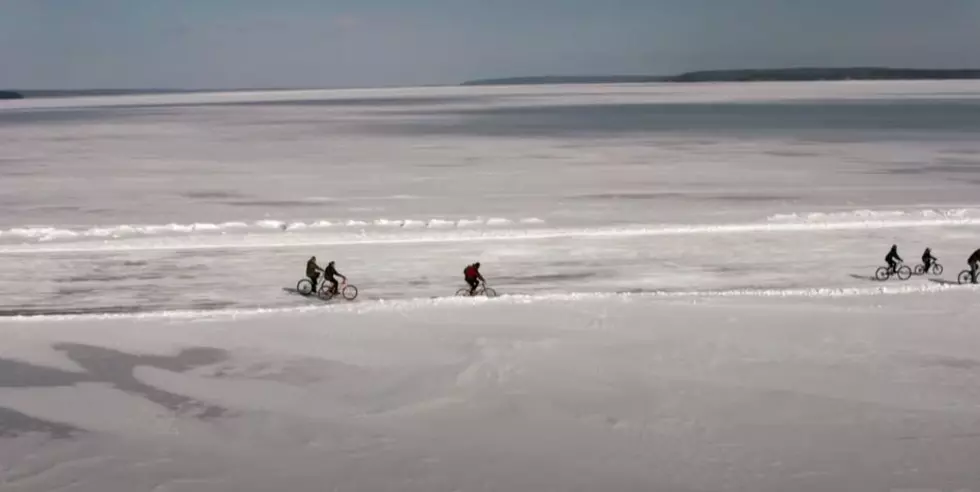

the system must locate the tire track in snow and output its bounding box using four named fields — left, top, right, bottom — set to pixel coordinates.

left=3, top=281, right=977, bottom=322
